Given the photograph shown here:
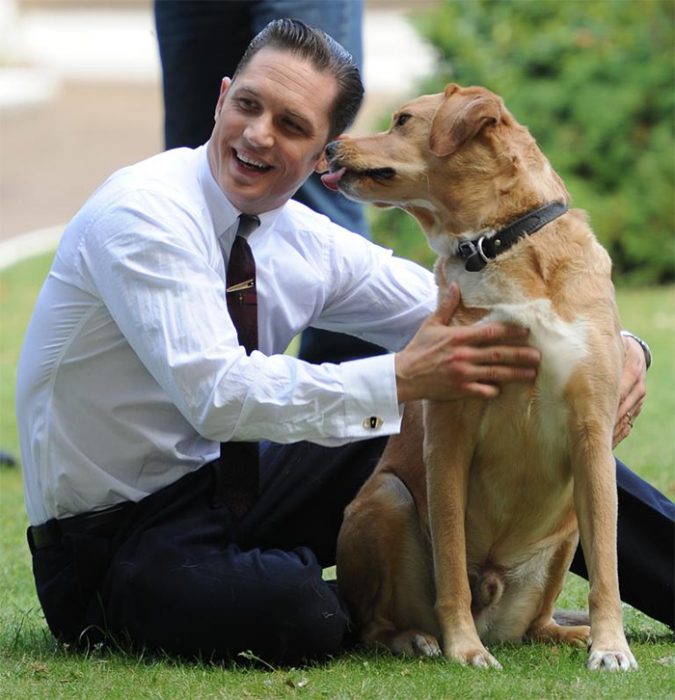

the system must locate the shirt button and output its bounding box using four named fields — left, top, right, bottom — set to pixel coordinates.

left=362, top=416, right=384, bottom=430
